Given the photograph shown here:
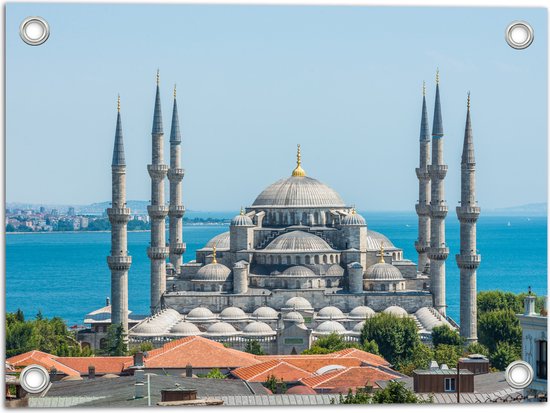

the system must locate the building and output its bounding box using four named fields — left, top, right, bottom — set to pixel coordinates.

left=80, top=72, right=481, bottom=353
